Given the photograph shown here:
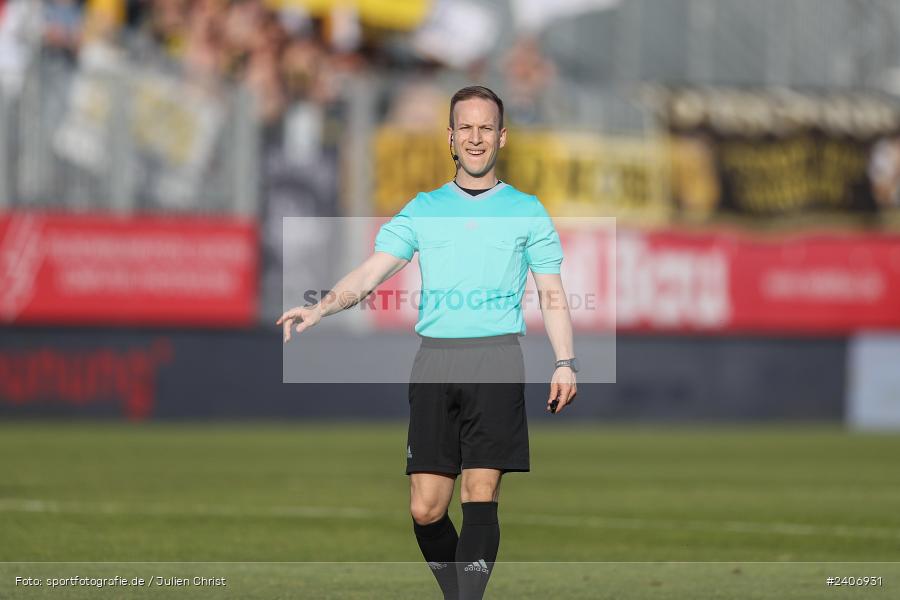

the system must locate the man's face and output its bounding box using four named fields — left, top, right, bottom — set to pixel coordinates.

left=449, top=98, right=507, bottom=179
